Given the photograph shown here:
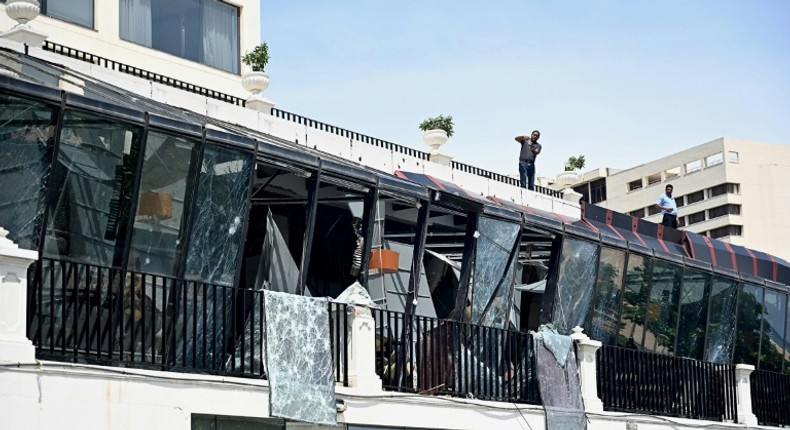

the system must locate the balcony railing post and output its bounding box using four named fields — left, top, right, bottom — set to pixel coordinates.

left=735, top=364, right=758, bottom=426
left=346, top=304, right=382, bottom=393
left=0, top=227, right=38, bottom=364
left=570, top=326, right=604, bottom=413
